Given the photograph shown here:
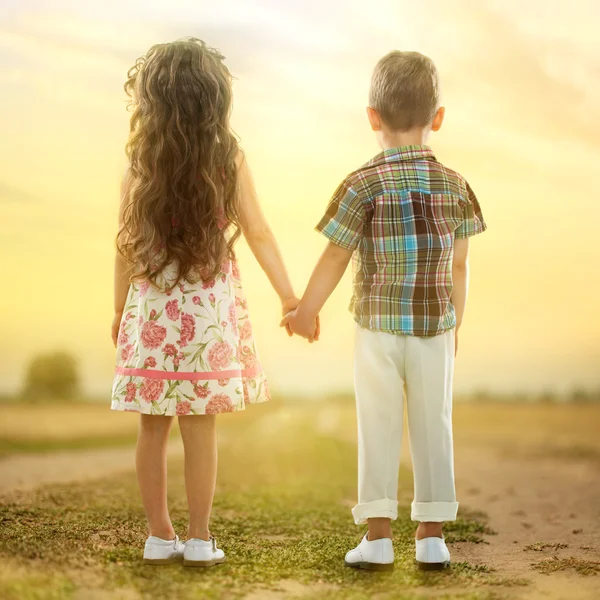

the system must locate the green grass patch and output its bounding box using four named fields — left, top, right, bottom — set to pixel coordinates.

left=444, top=509, right=496, bottom=544
left=0, top=406, right=507, bottom=599
left=531, top=556, right=600, bottom=576
left=523, top=542, right=568, bottom=552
